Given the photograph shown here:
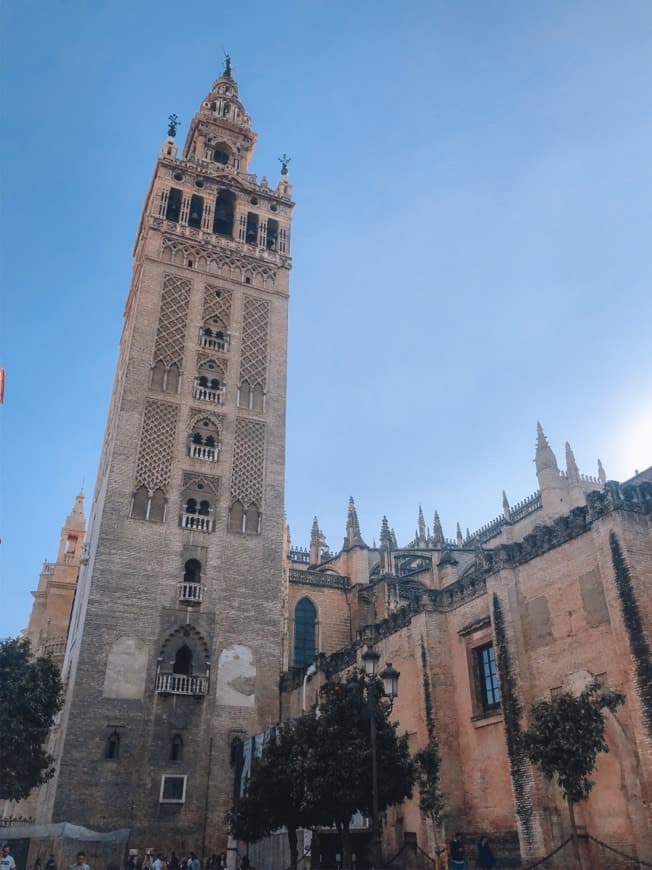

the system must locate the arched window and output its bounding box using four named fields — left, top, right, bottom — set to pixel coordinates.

left=204, top=434, right=215, bottom=448
left=151, top=360, right=165, bottom=391
left=198, top=500, right=210, bottom=516
left=131, top=486, right=149, bottom=520
left=149, top=489, right=166, bottom=522
left=188, top=194, right=204, bottom=229
left=245, top=212, right=259, bottom=245
left=239, top=381, right=251, bottom=409
left=166, top=363, right=179, bottom=394
left=266, top=219, right=279, bottom=250
left=245, top=504, right=260, bottom=534
left=293, top=599, right=317, bottom=668
left=173, top=645, right=193, bottom=676
left=166, top=187, right=183, bottom=223
left=252, top=384, right=264, bottom=413
left=213, top=190, right=235, bottom=237
left=170, top=735, right=183, bottom=762
left=184, top=559, right=201, bottom=583
left=213, top=145, right=230, bottom=165
left=228, top=500, right=244, bottom=533
left=106, top=731, right=120, bottom=759
left=185, top=498, right=197, bottom=514
left=192, top=432, right=203, bottom=445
